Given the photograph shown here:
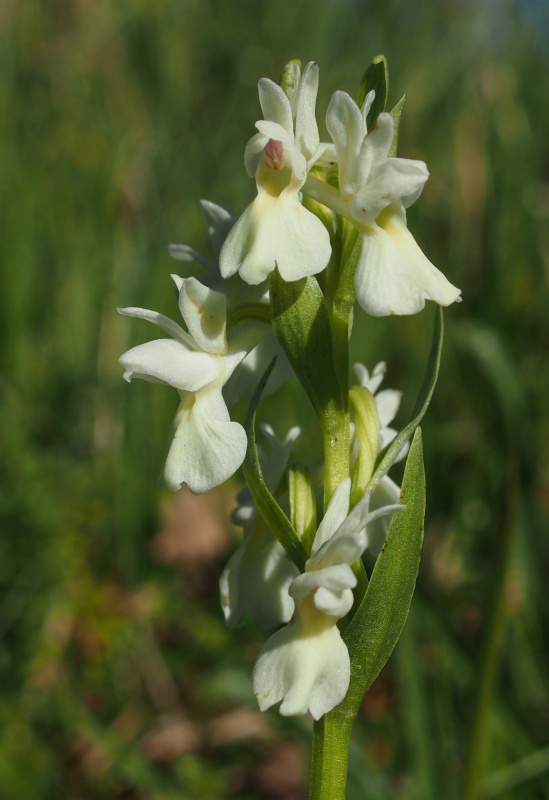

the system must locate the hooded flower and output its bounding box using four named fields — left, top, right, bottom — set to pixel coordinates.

left=252, top=478, right=403, bottom=719
left=219, top=61, right=332, bottom=285
left=320, top=90, right=461, bottom=316
left=169, top=198, right=292, bottom=400
left=119, top=276, right=264, bottom=494
left=220, top=424, right=301, bottom=629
